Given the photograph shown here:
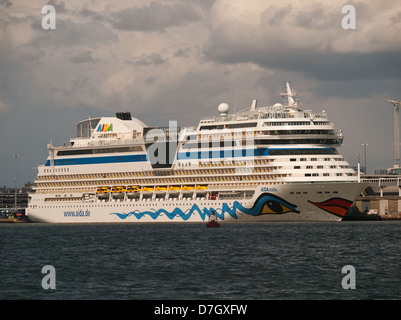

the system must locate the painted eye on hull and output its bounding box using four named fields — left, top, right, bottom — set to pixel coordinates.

left=262, top=201, right=294, bottom=214
left=257, top=195, right=300, bottom=215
